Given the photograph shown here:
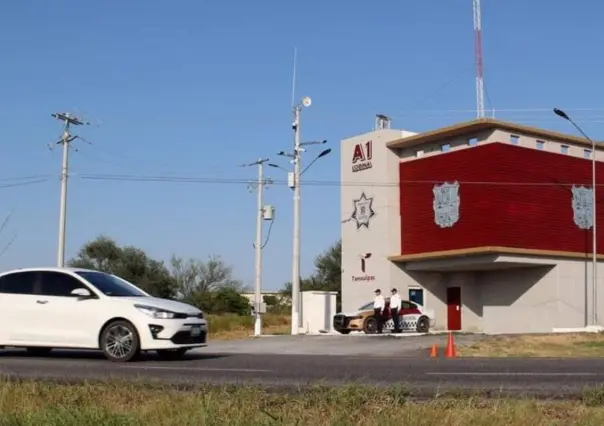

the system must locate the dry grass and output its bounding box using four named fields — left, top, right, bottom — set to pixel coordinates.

left=207, top=314, right=290, bottom=340
left=2, top=380, right=604, bottom=425
left=459, top=332, right=604, bottom=357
